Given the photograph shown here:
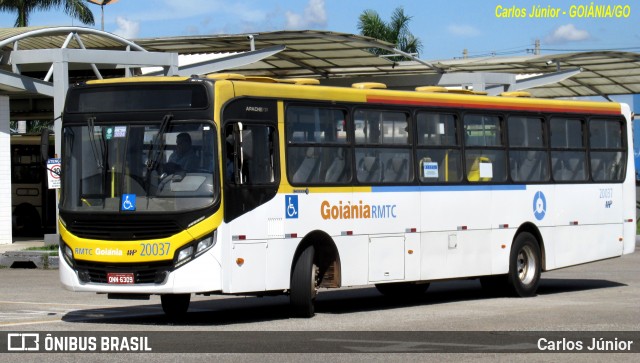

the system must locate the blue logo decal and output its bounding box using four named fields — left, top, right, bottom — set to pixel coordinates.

left=122, top=194, right=136, bottom=211
left=285, top=195, right=298, bottom=219
left=533, top=191, right=546, bottom=221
